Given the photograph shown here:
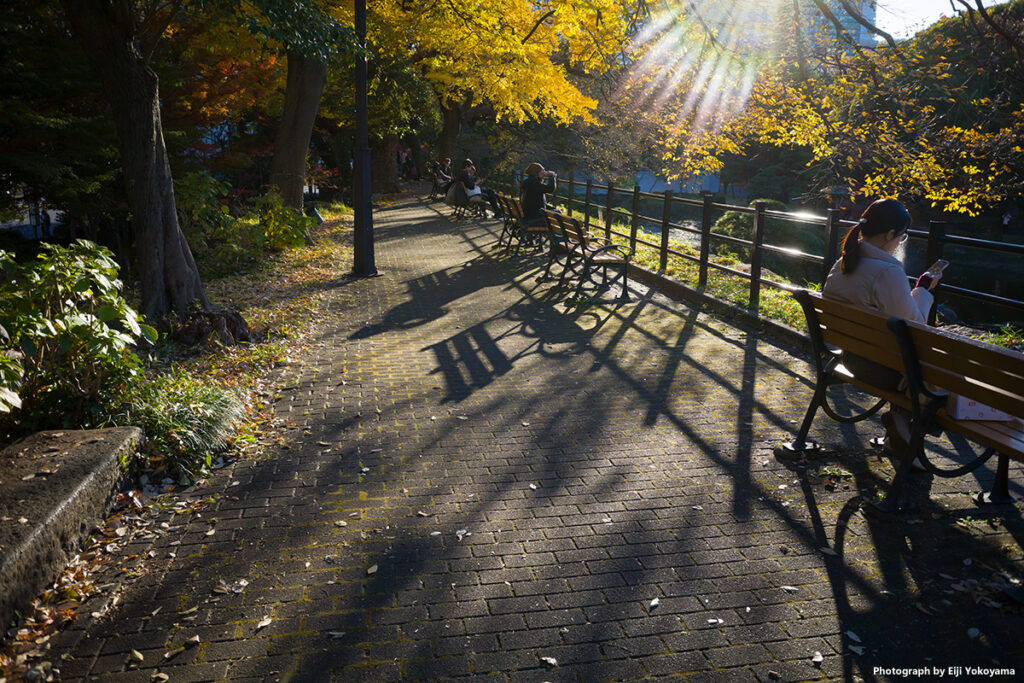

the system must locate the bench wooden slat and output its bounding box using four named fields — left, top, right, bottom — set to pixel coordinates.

left=820, top=329, right=904, bottom=373
left=817, top=315, right=903, bottom=362
left=934, top=415, right=1024, bottom=459
left=921, top=367, right=1024, bottom=419
left=916, top=351, right=1024, bottom=395
left=810, top=296, right=895, bottom=329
